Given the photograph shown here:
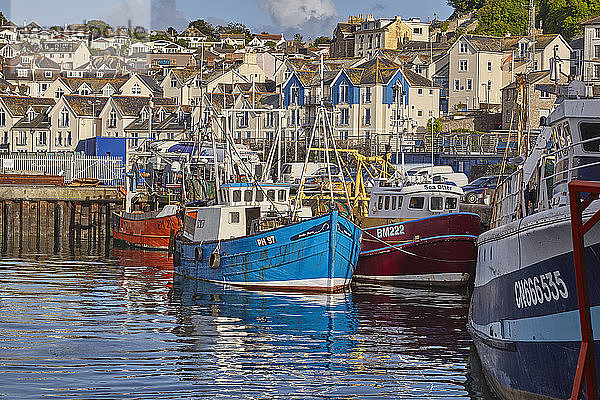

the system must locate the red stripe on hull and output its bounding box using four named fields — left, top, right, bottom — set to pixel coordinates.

left=357, top=213, right=480, bottom=286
